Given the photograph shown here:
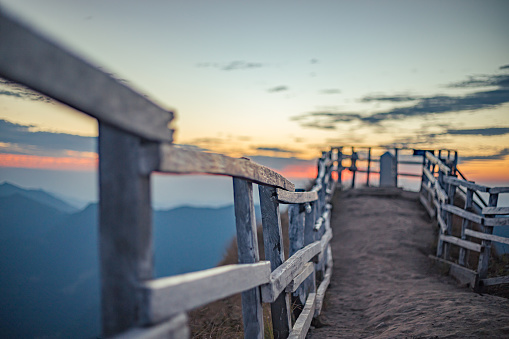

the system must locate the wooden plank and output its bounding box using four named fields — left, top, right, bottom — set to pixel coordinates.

left=441, top=204, right=483, bottom=224
left=259, top=185, right=291, bottom=339
left=305, top=203, right=317, bottom=245
left=98, top=124, right=154, bottom=337
left=423, top=167, right=436, bottom=184
left=459, top=188, right=474, bottom=266
left=158, top=144, right=294, bottom=191
left=483, top=207, right=509, bottom=215
left=440, top=234, right=481, bottom=252
left=314, top=217, right=324, bottom=232
left=480, top=275, right=509, bottom=287
left=310, top=183, right=323, bottom=193
left=288, top=293, right=316, bottom=339
left=443, top=177, right=489, bottom=192
left=139, top=262, right=271, bottom=325
left=437, top=213, right=447, bottom=233
left=419, top=193, right=435, bottom=218
left=289, top=204, right=305, bottom=257
left=320, top=228, right=333, bottom=254
left=421, top=182, right=433, bottom=195
left=443, top=182, right=457, bottom=259
left=465, top=229, right=509, bottom=245
left=478, top=193, right=498, bottom=280
left=483, top=217, right=509, bottom=226
left=425, top=152, right=450, bottom=174
left=366, top=148, right=371, bottom=186
left=286, top=262, right=315, bottom=293
left=0, top=11, right=173, bottom=142
left=314, top=207, right=331, bottom=232
left=314, top=259, right=332, bottom=317
left=261, top=241, right=322, bottom=303
left=277, top=189, right=318, bottom=204
left=490, top=187, right=509, bottom=194
left=429, top=255, right=478, bottom=287
left=434, top=182, right=448, bottom=203
left=112, top=314, right=189, bottom=339
left=232, top=178, right=264, bottom=339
